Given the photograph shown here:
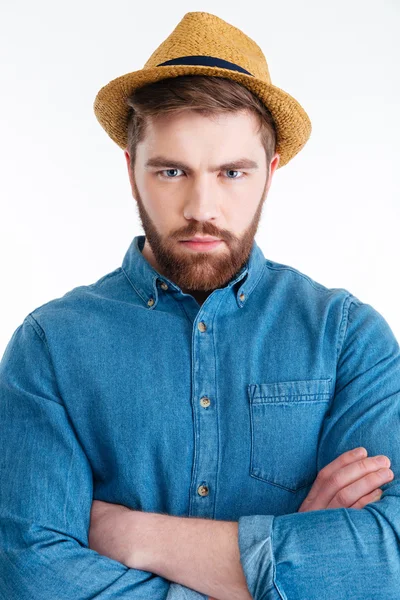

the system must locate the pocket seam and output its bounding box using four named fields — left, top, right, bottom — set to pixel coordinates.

left=248, top=378, right=332, bottom=492
left=248, top=377, right=333, bottom=403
